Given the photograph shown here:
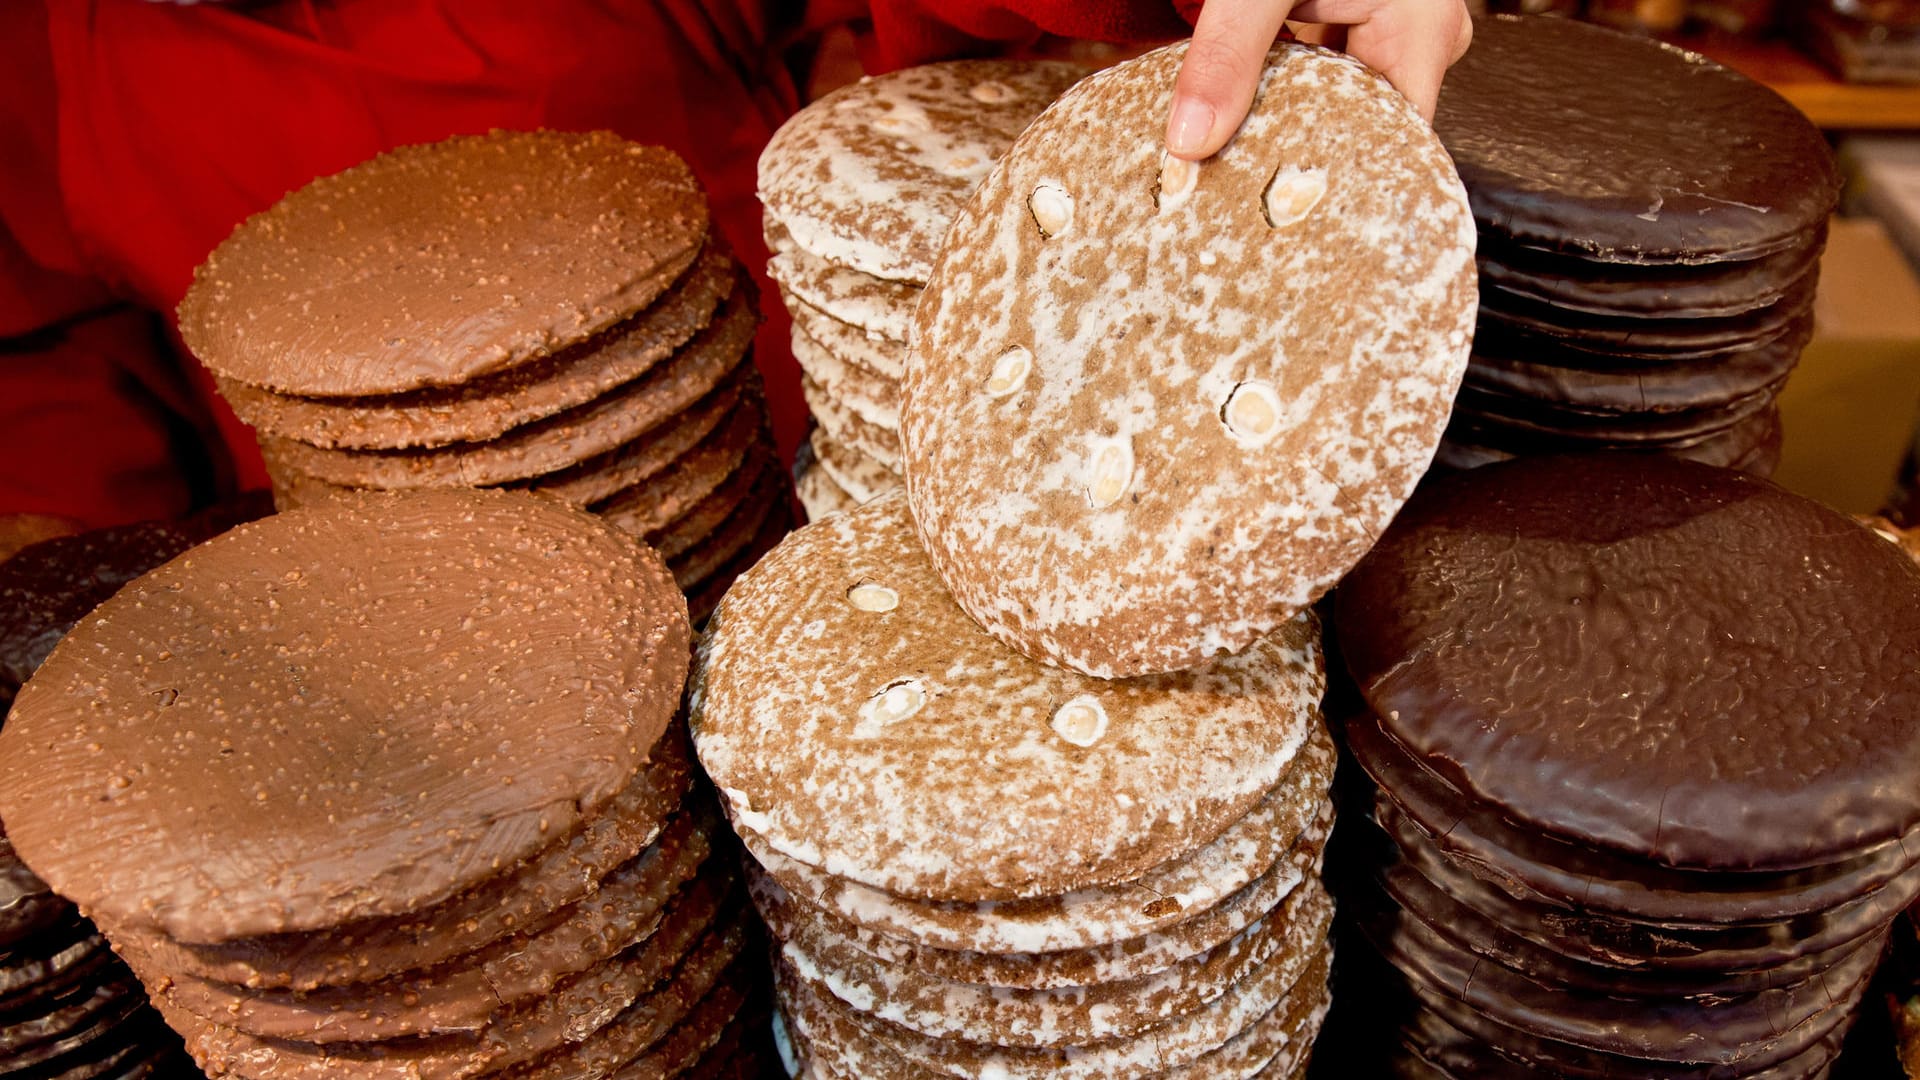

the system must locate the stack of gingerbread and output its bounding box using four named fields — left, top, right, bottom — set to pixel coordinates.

left=756, top=59, right=1084, bottom=520
left=0, top=489, right=771, bottom=1079
left=181, top=130, right=788, bottom=620
left=1328, top=455, right=1920, bottom=1077
left=699, top=41, right=1481, bottom=1077
left=1431, top=15, right=1840, bottom=476
left=694, top=493, right=1336, bottom=1078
